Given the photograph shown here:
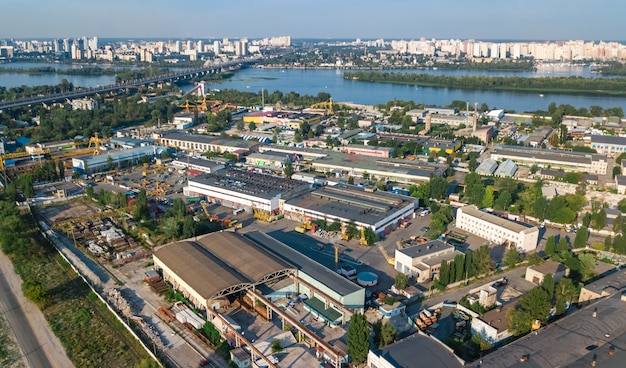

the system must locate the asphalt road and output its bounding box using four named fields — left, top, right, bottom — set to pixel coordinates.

left=0, top=255, right=54, bottom=368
